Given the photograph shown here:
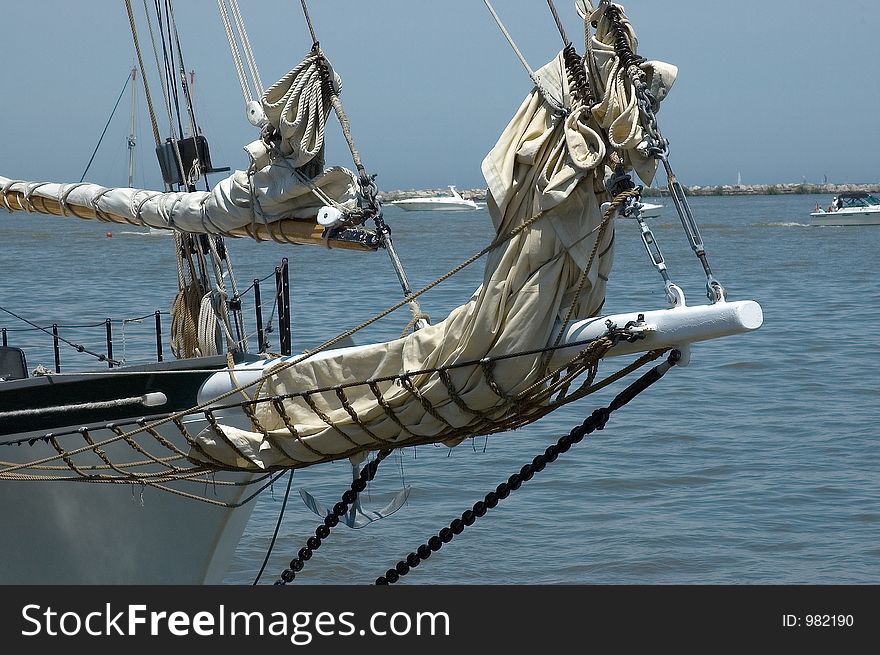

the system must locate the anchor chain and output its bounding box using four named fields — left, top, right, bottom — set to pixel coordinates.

left=375, top=349, right=680, bottom=585
left=562, top=43, right=593, bottom=107
left=604, top=4, right=725, bottom=303
left=275, top=448, right=393, bottom=585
